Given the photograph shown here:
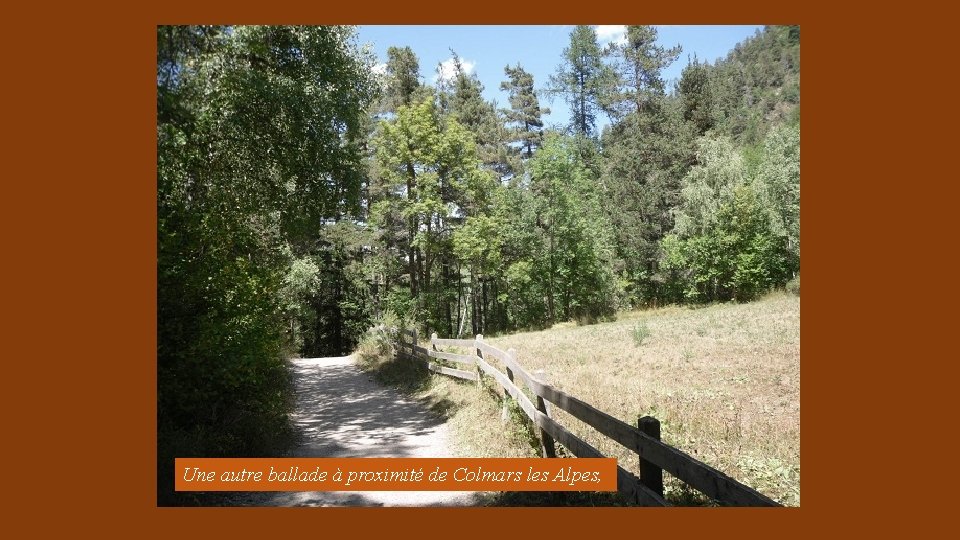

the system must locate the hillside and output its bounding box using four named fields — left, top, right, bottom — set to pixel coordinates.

left=697, top=24, right=801, bottom=144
